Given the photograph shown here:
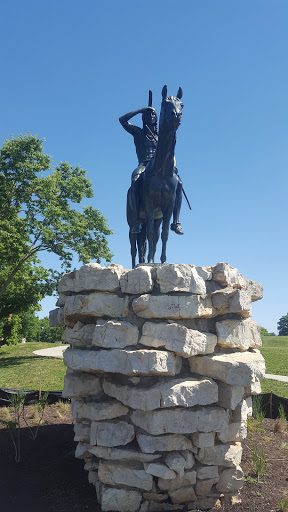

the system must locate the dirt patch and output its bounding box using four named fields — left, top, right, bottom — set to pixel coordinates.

left=0, top=405, right=287, bottom=512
